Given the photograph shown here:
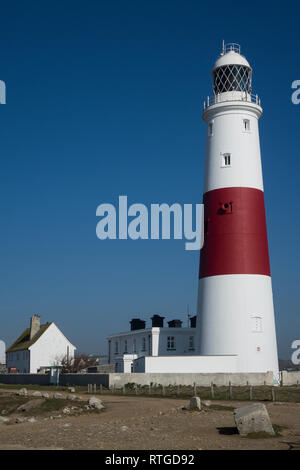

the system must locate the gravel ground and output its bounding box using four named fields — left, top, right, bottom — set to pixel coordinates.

left=0, top=388, right=300, bottom=450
